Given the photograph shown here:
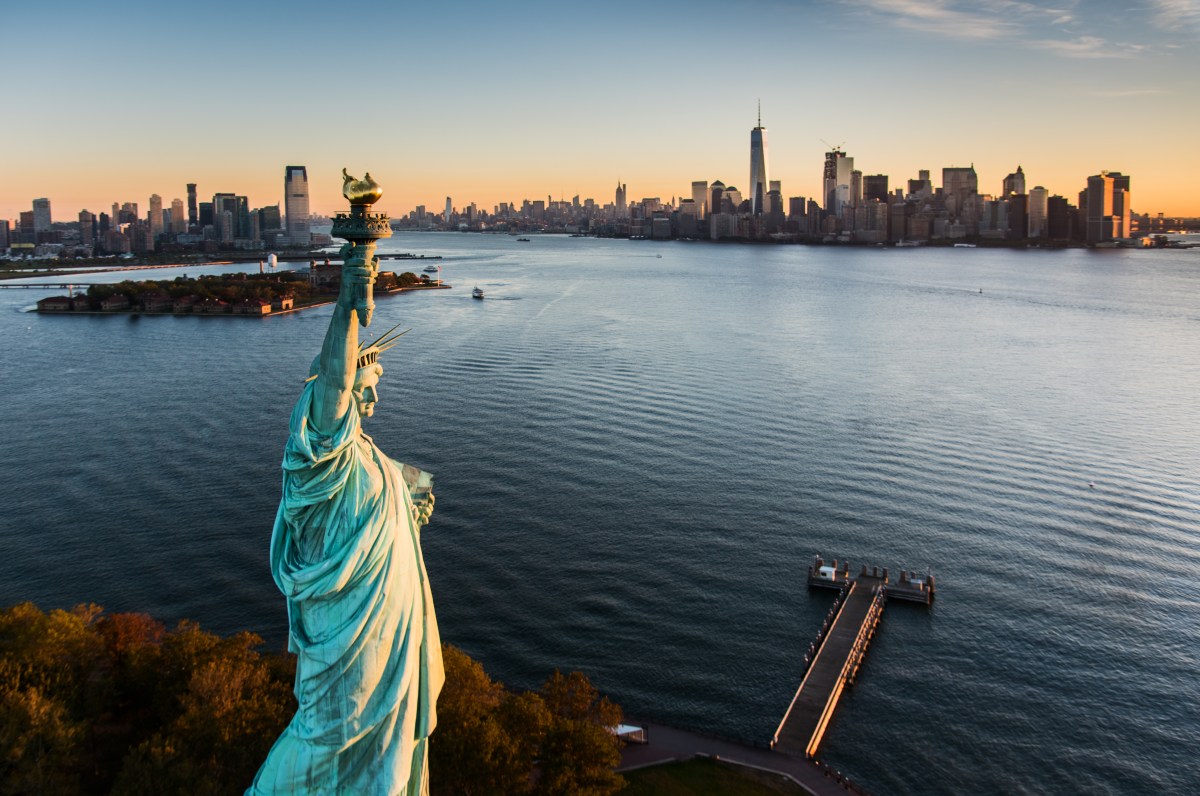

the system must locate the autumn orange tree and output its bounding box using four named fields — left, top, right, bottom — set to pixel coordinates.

left=0, top=603, right=294, bottom=795
left=1, top=606, right=626, bottom=796
left=430, top=645, right=625, bottom=796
